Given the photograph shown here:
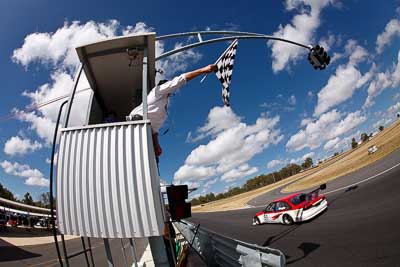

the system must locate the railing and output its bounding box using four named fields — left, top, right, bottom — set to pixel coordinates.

left=174, top=220, right=286, bottom=267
